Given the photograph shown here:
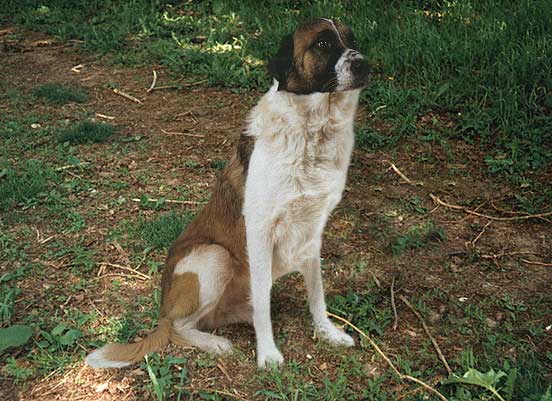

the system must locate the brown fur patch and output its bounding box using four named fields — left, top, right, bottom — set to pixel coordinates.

left=162, top=272, right=200, bottom=320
